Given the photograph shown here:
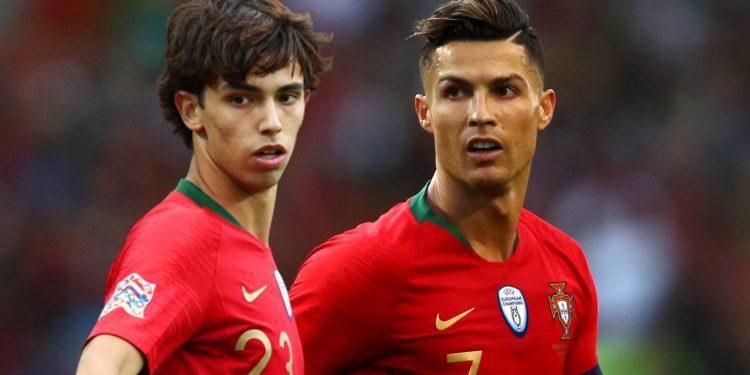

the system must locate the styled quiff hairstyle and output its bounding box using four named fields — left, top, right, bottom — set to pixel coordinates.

left=158, top=0, right=332, bottom=149
left=412, top=0, right=545, bottom=85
